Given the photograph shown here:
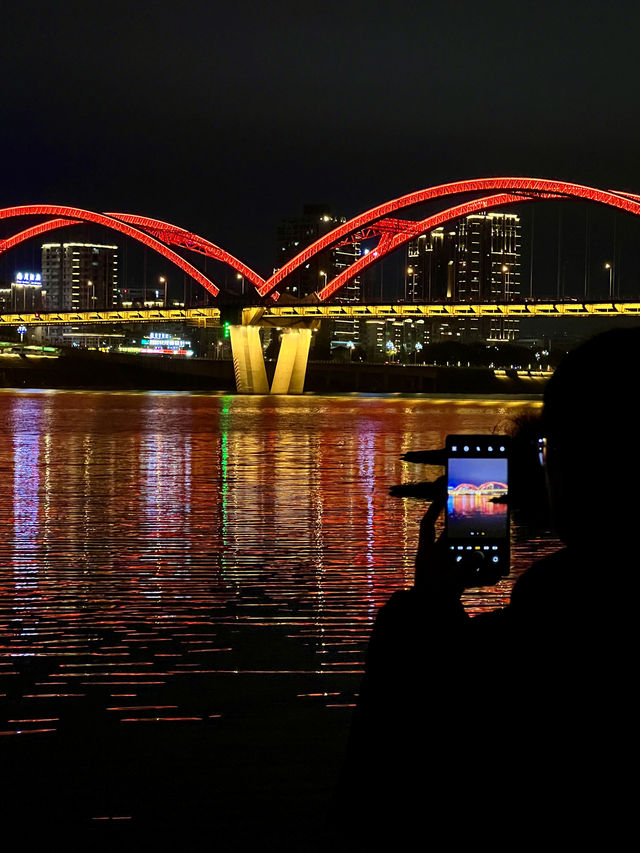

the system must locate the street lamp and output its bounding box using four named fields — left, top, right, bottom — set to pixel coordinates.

left=236, top=272, right=245, bottom=296
left=87, top=279, right=95, bottom=310
left=319, top=270, right=327, bottom=292
left=604, top=263, right=613, bottom=299
left=159, top=276, right=167, bottom=307
left=502, top=264, right=511, bottom=301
